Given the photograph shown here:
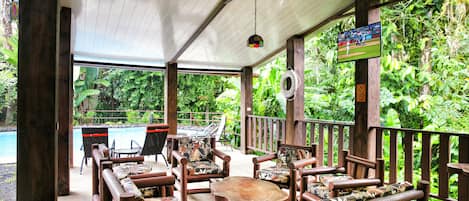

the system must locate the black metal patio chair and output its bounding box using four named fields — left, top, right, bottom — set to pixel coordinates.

left=131, top=124, right=170, bottom=167
left=80, top=127, right=109, bottom=175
